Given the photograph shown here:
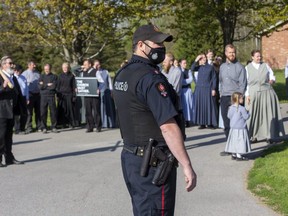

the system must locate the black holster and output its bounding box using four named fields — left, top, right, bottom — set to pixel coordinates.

left=152, top=149, right=176, bottom=186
